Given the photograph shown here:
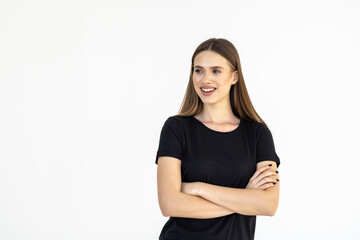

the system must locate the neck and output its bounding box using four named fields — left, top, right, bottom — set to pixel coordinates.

left=200, top=98, right=237, bottom=124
